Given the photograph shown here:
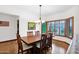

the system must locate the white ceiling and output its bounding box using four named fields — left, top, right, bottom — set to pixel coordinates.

left=0, top=5, right=75, bottom=17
